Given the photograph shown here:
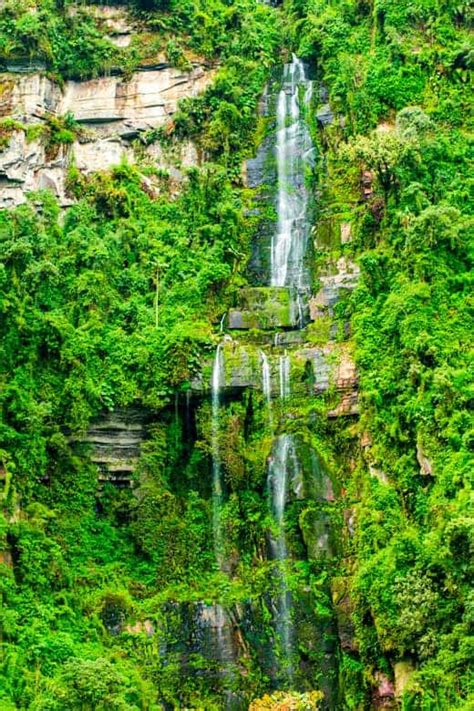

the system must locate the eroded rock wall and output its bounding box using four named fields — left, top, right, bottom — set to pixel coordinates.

left=0, top=61, right=215, bottom=207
